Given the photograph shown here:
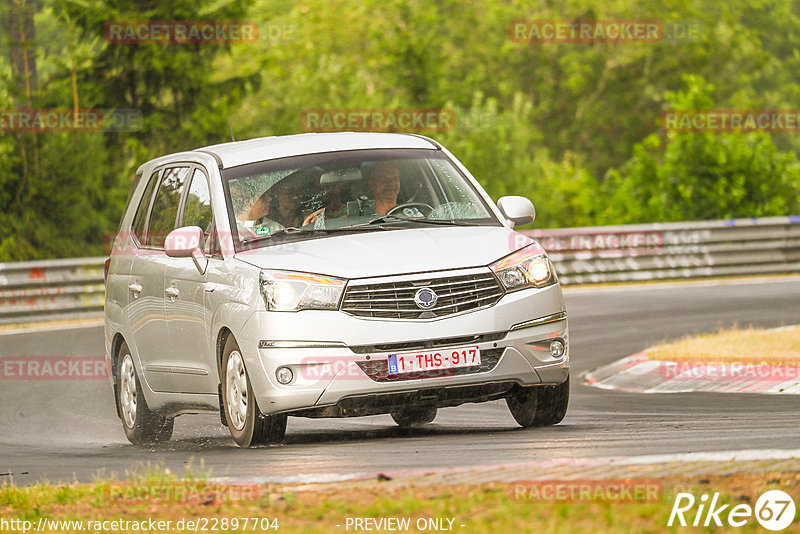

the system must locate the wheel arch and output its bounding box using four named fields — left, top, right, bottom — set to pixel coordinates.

left=216, top=326, right=234, bottom=378
left=110, top=332, right=127, bottom=419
